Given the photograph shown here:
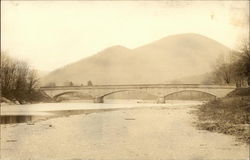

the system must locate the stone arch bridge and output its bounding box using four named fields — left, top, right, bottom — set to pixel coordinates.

left=40, top=84, right=235, bottom=103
